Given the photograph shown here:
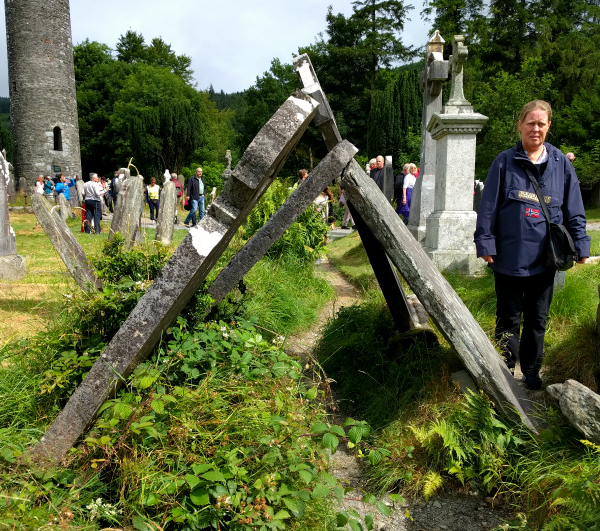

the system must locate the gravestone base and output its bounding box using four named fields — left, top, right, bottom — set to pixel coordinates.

left=0, top=254, right=26, bottom=281
left=424, top=211, right=483, bottom=275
